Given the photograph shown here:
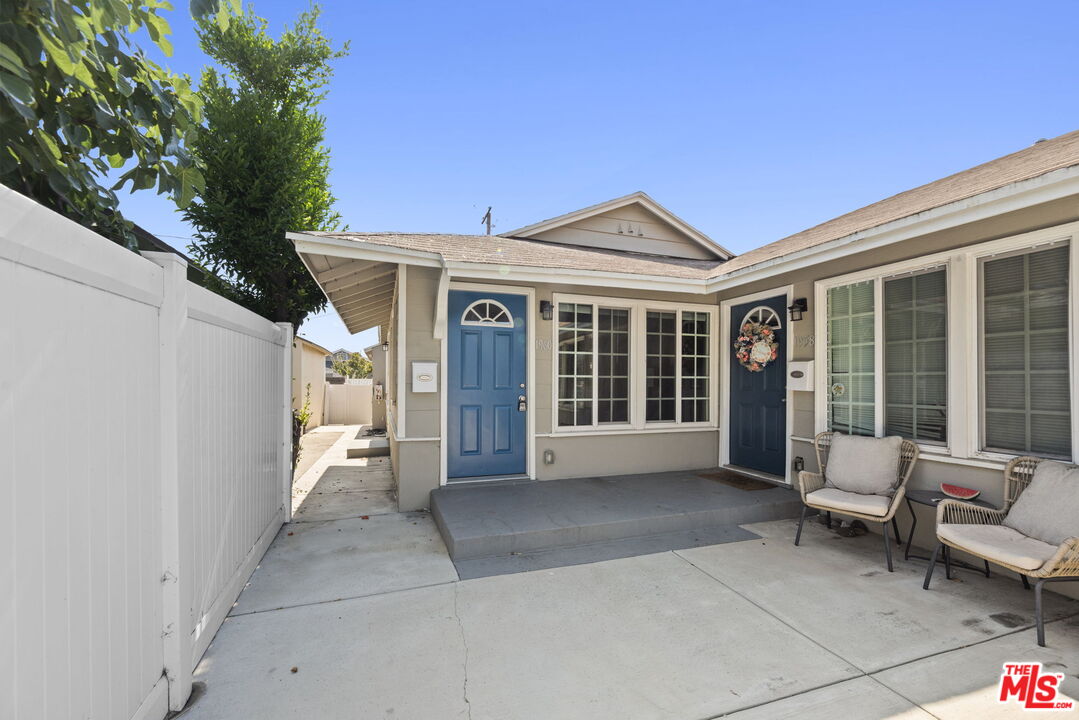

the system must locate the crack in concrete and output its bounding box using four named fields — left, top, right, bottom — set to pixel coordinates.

left=452, top=582, right=473, bottom=720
